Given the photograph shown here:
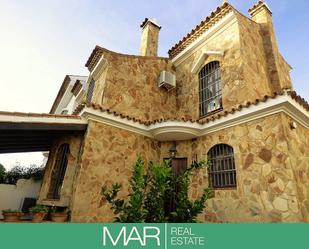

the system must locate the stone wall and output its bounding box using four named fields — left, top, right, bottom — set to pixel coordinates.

left=88, top=9, right=292, bottom=123
left=174, top=19, right=242, bottom=120
left=235, top=12, right=273, bottom=99
left=0, top=178, right=42, bottom=219
left=91, top=49, right=177, bottom=121
left=37, top=134, right=83, bottom=207
left=170, top=10, right=292, bottom=121
left=65, top=112, right=307, bottom=223
left=281, top=114, right=309, bottom=221
left=250, top=5, right=292, bottom=91
left=70, top=120, right=161, bottom=222
left=160, top=113, right=305, bottom=222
